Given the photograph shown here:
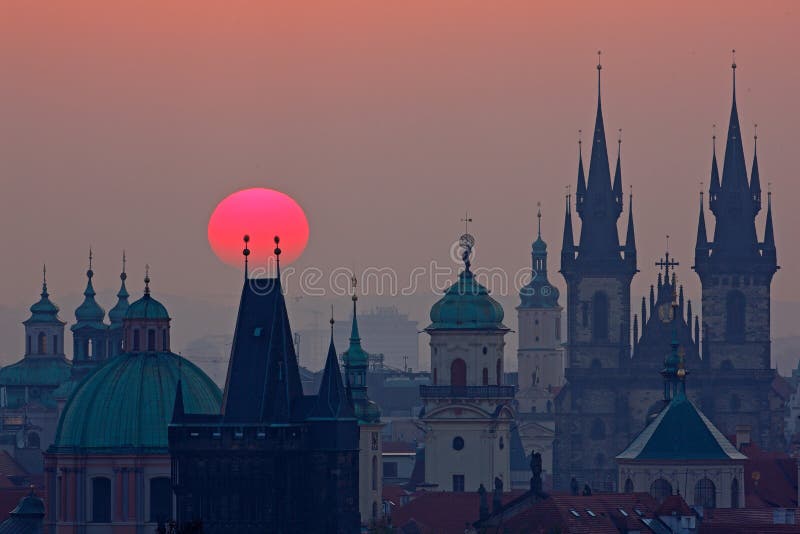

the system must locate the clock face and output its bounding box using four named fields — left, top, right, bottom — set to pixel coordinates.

left=658, top=303, right=674, bottom=323
left=541, top=286, right=551, bottom=296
